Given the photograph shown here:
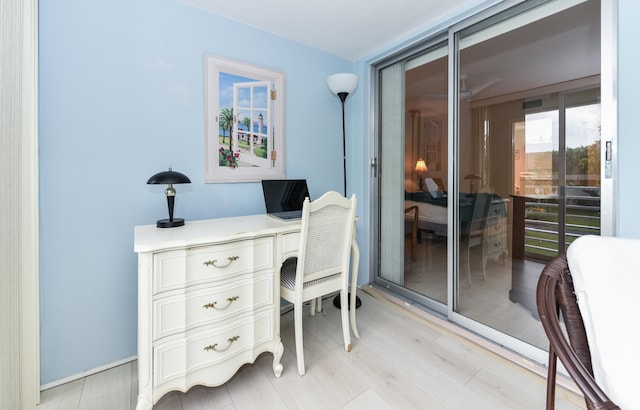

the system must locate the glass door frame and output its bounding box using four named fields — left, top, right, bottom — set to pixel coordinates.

left=373, top=32, right=452, bottom=318
left=371, top=0, right=616, bottom=367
